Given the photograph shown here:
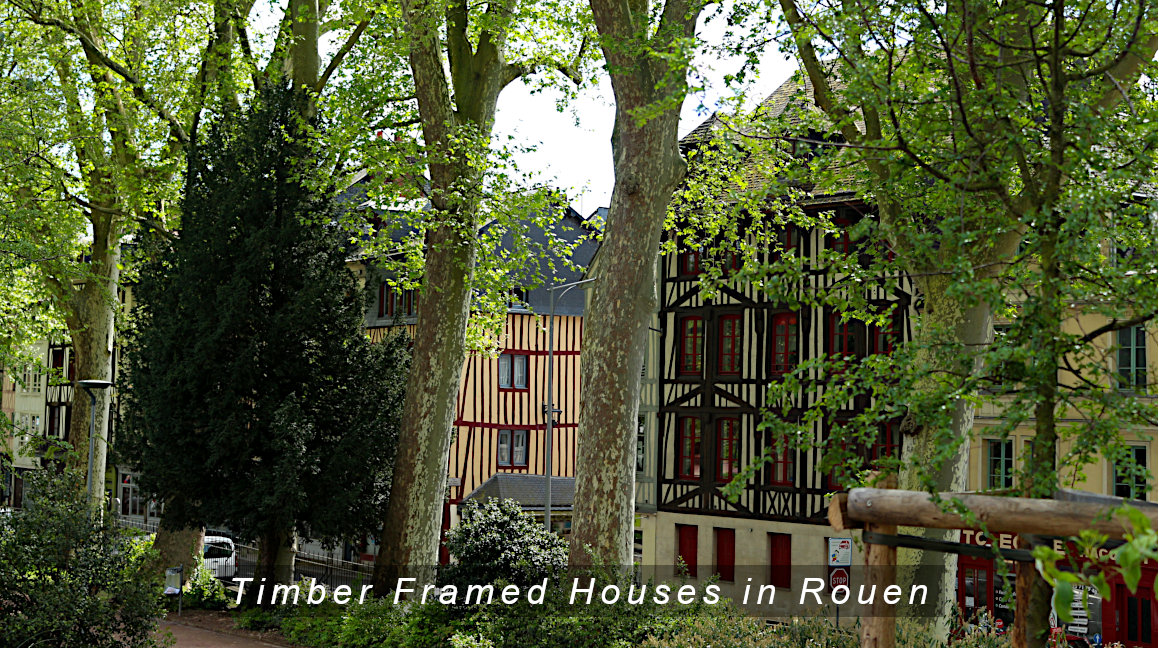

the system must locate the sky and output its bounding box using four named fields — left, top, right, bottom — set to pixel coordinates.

left=253, top=1, right=802, bottom=216
left=489, top=15, right=799, bottom=217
